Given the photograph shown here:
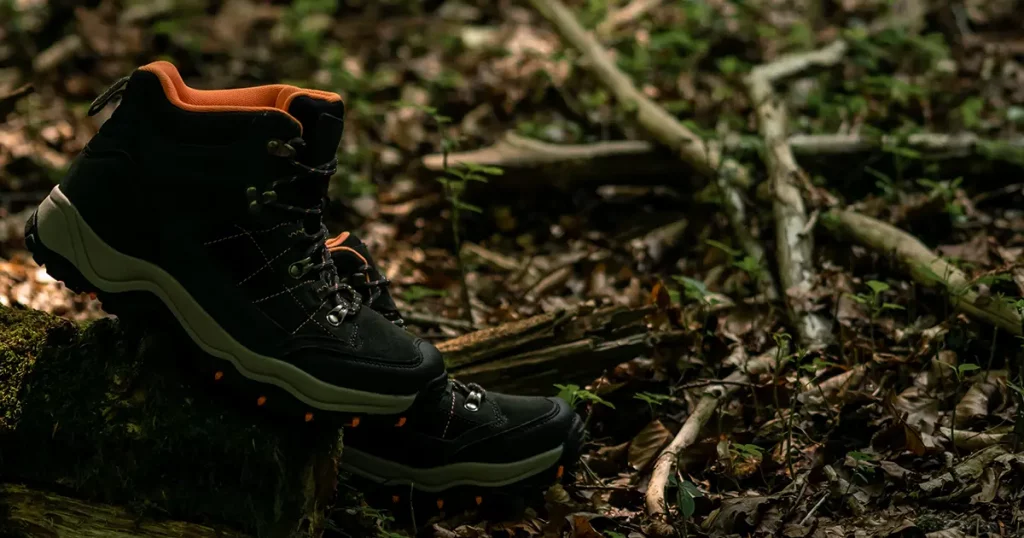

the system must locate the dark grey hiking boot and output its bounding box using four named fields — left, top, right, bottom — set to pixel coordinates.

left=24, top=62, right=444, bottom=423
